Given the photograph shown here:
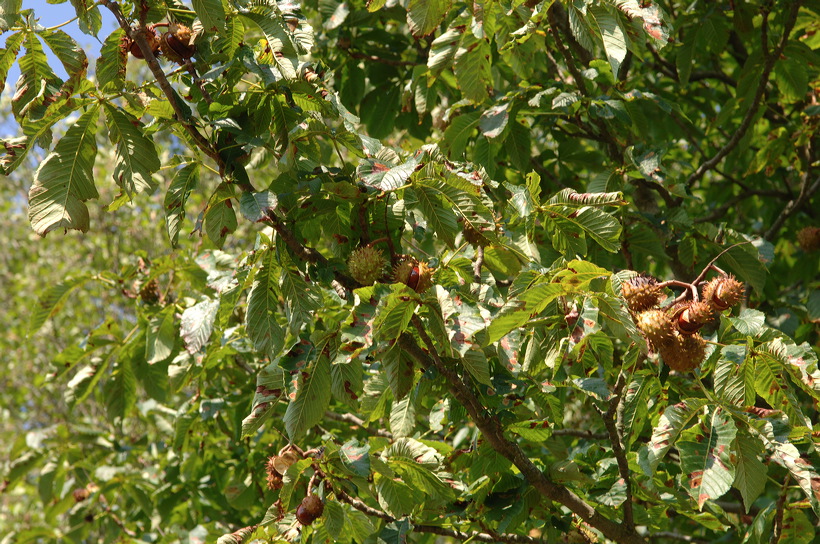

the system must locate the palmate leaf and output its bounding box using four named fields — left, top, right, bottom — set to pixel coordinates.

left=454, top=31, right=492, bottom=103
left=678, top=407, right=737, bottom=509
left=330, top=360, right=363, bottom=405
left=68, top=0, right=102, bottom=35
left=548, top=188, right=627, bottom=207
left=754, top=354, right=812, bottom=430
left=146, top=306, right=176, bottom=364
left=358, top=152, right=419, bottom=191
left=28, top=106, right=100, bottom=235
left=240, top=9, right=299, bottom=78
left=620, top=374, right=659, bottom=445
left=567, top=3, right=596, bottom=53
left=14, top=31, right=61, bottom=121
left=406, top=0, right=450, bottom=37
left=280, top=264, right=323, bottom=334
left=104, top=341, right=139, bottom=424
left=757, top=338, right=820, bottom=402
left=239, top=191, right=277, bottom=223
left=164, top=163, right=199, bottom=247
left=283, top=355, right=332, bottom=440
left=104, top=105, right=160, bottom=198
left=245, top=249, right=285, bottom=359
left=442, top=111, right=480, bottom=158
left=382, top=341, right=415, bottom=400
left=0, top=0, right=21, bottom=32
left=0, top=31, right=23, bottom=94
